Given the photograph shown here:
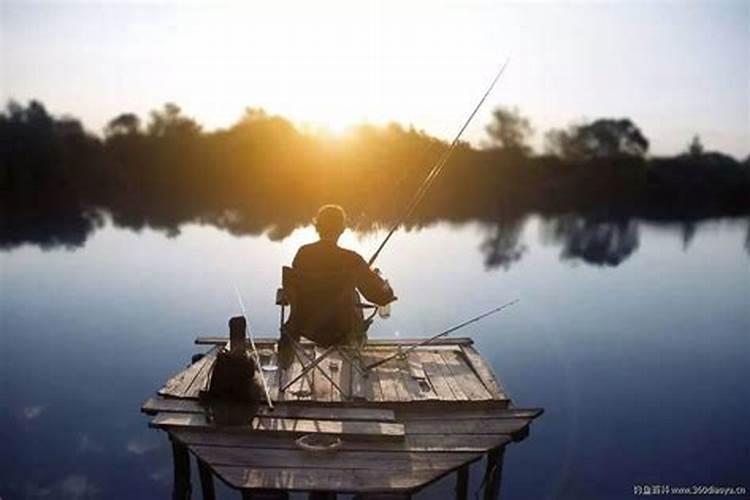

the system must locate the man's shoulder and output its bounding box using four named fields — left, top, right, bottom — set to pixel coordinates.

left=337, top=246, right=367, bottom=266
